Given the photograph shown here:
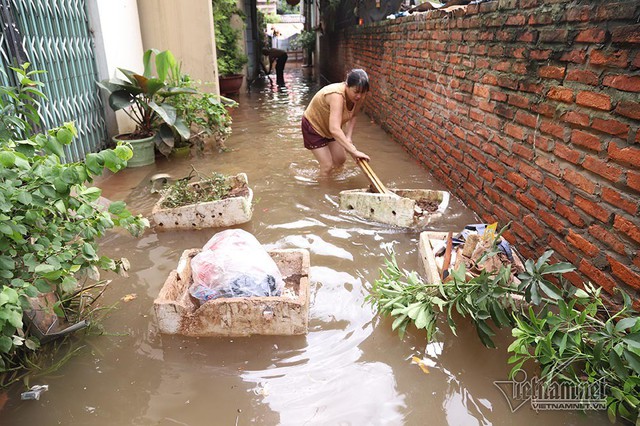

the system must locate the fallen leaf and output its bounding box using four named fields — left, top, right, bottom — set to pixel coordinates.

left=121, top=294, right=137, bottom=302
left=411, top=356, right=430, bottom=374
